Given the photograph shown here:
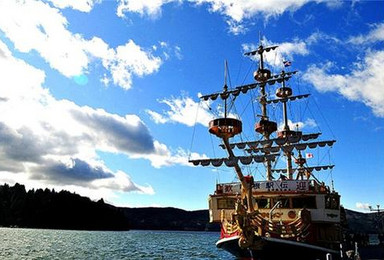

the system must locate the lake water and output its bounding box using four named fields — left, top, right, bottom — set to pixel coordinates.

left=0, top=228, right=234, bottom=259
